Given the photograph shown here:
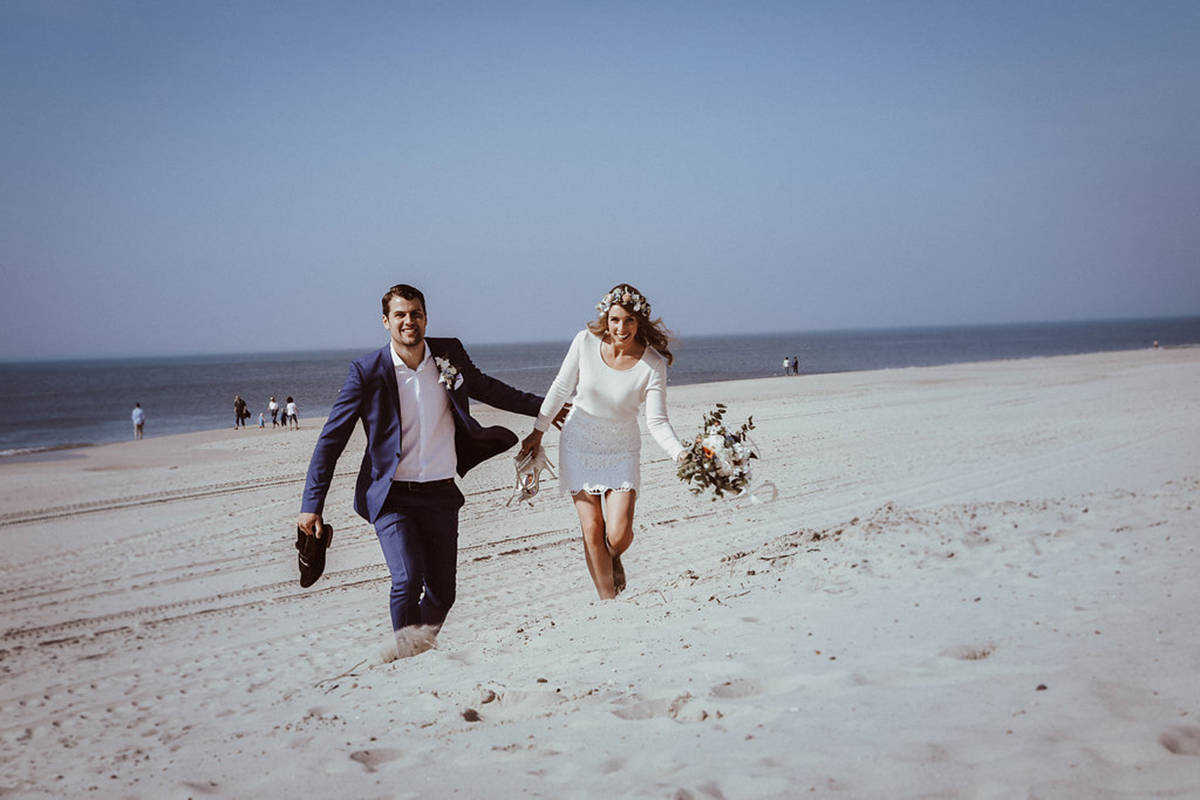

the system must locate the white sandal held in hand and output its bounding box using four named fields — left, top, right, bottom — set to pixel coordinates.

left=506, top=445, right=556, bottom=506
